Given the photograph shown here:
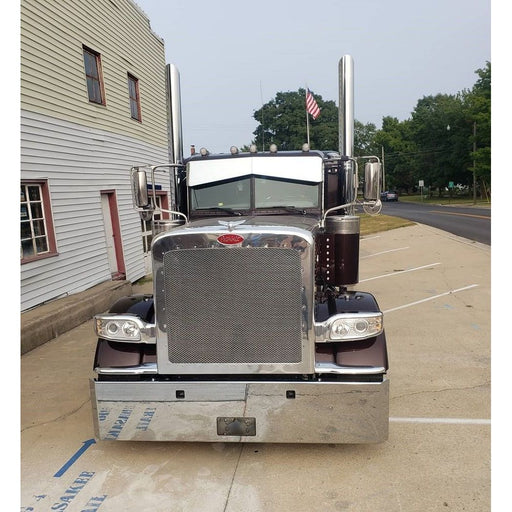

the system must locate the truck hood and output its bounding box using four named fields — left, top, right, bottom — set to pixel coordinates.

left=184, top=215, right=321, bottom=234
